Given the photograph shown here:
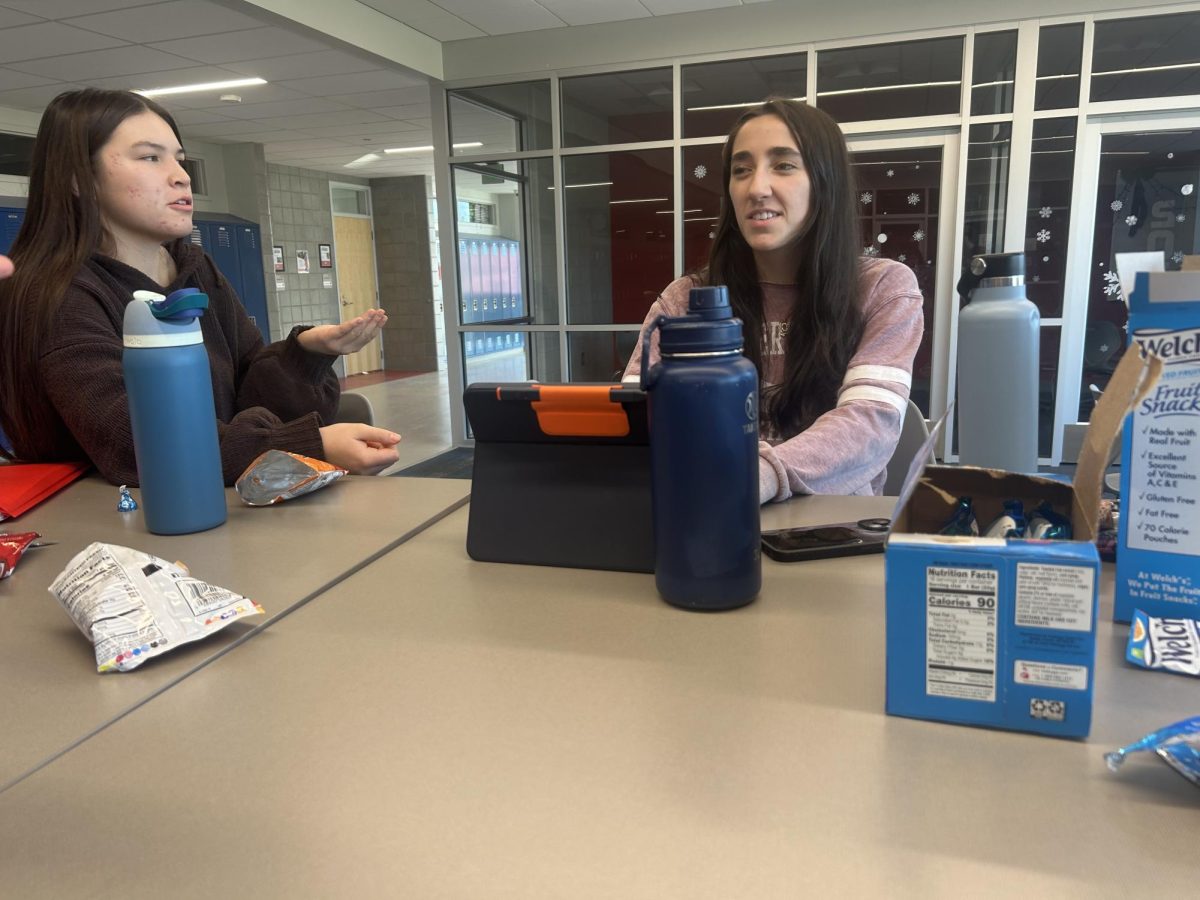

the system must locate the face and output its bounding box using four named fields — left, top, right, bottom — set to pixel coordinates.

left=93, top=110, right=192, bottom=252
left=728, top=114, right=812, bottom=279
